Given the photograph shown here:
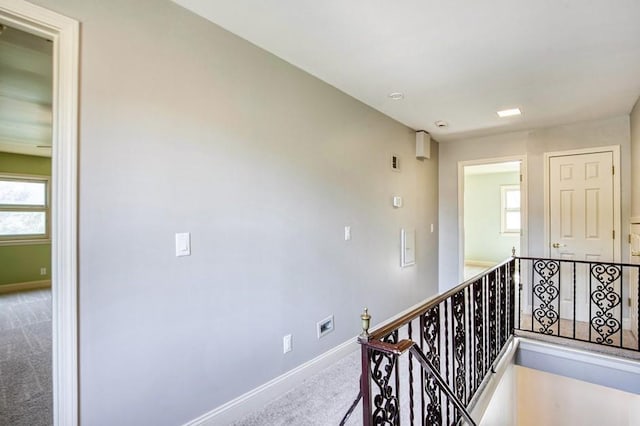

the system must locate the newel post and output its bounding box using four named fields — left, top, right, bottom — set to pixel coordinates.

left=359, top=308, right=373, bottom=426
